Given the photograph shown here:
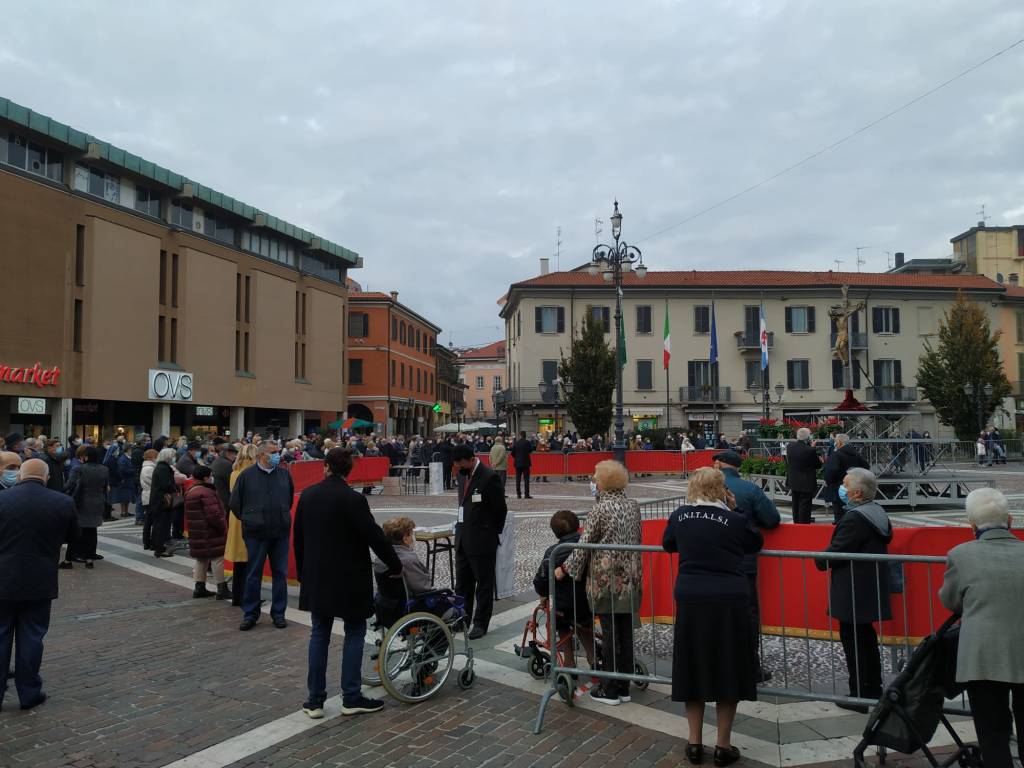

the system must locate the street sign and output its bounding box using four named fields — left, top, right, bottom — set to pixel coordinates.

left=17, top=397, right=46, bottom=415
